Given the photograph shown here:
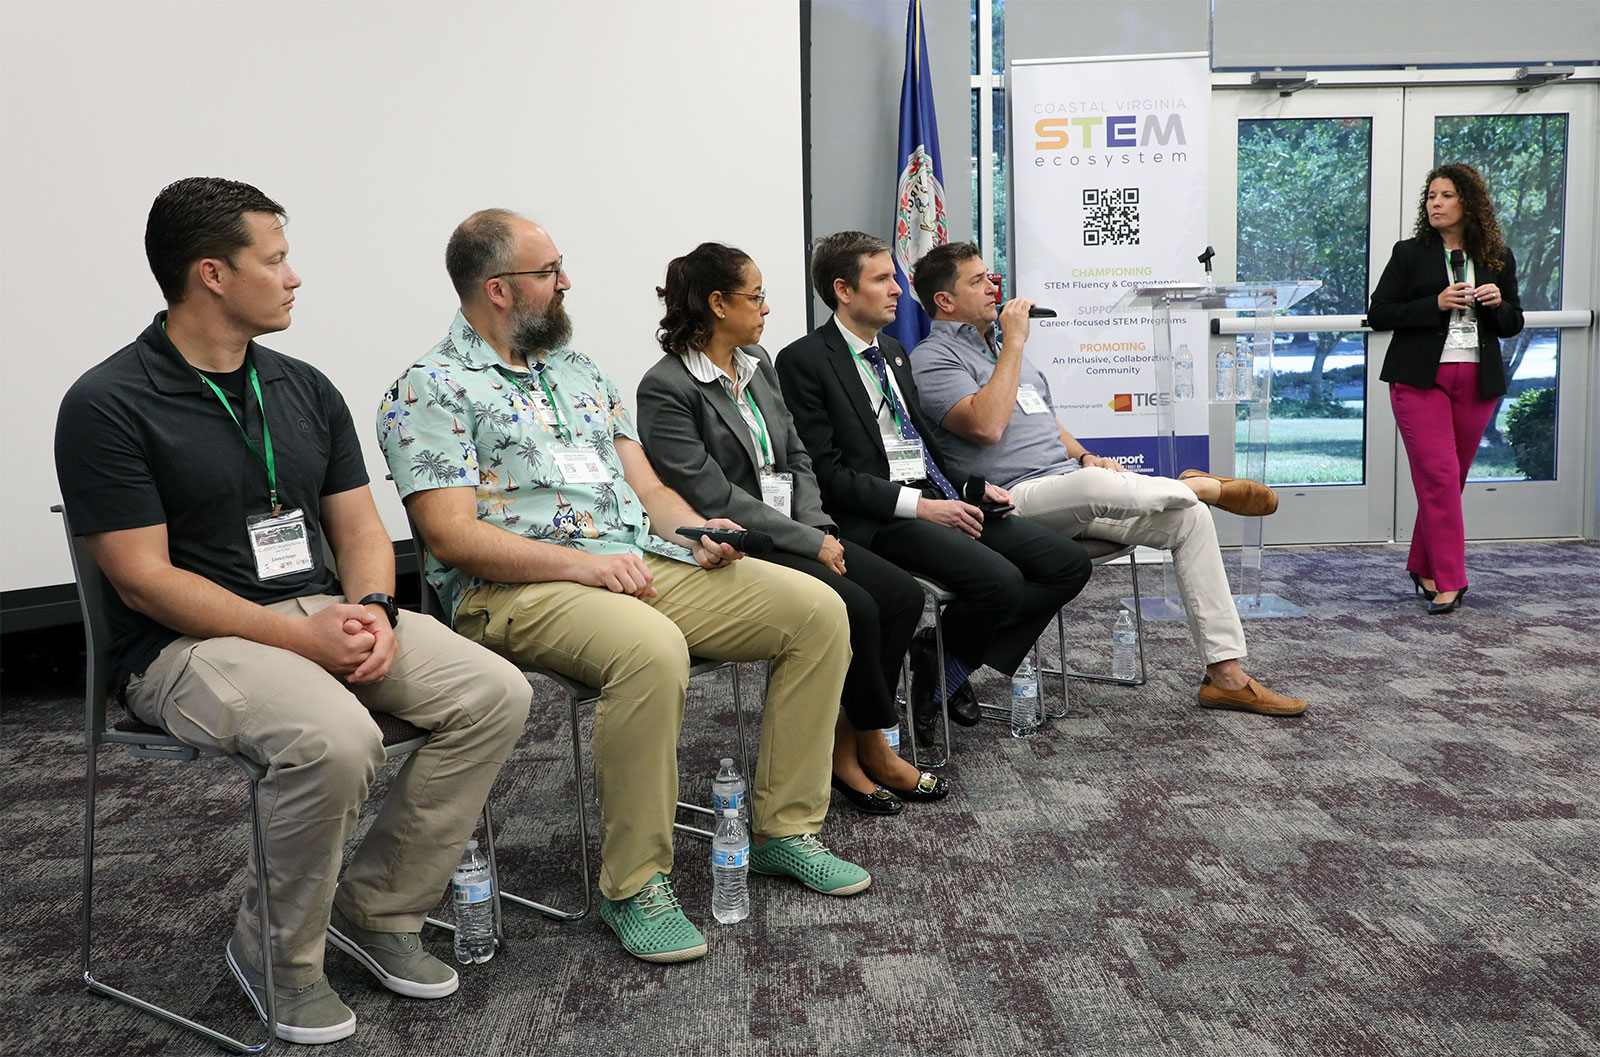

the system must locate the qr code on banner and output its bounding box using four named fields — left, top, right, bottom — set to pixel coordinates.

left=1082, top=187, right=1140, bottom=246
